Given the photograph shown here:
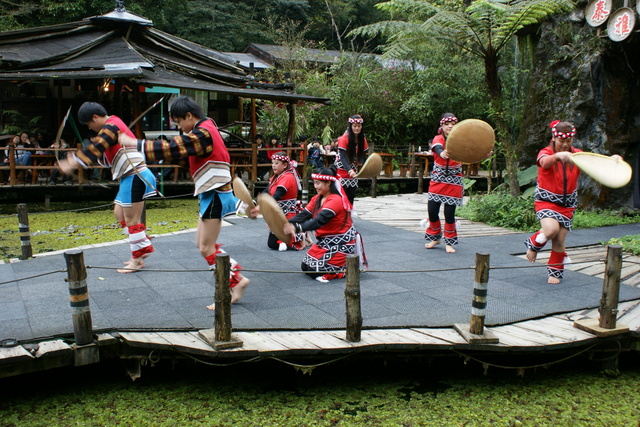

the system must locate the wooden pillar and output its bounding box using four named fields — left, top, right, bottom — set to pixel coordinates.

left=17, top=203, right=32, bottom=260
left=574, top=245, right=629, bottom=336
left=131, top=83, right=142, bottom=138
left=286, top=103, right=296, bottom=147
left=409, top=144, right=416, bottom=177
left=8, top=146, right=16, bottom=185
left=345, top=255, right=362, bottom=342
left=64, top=250, right=93, bottom=345
left=199, top=253, right=243, bottom=349
left=250, top=99, right=258, bottom=181
left=454, top=253, right=498, bottom=344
